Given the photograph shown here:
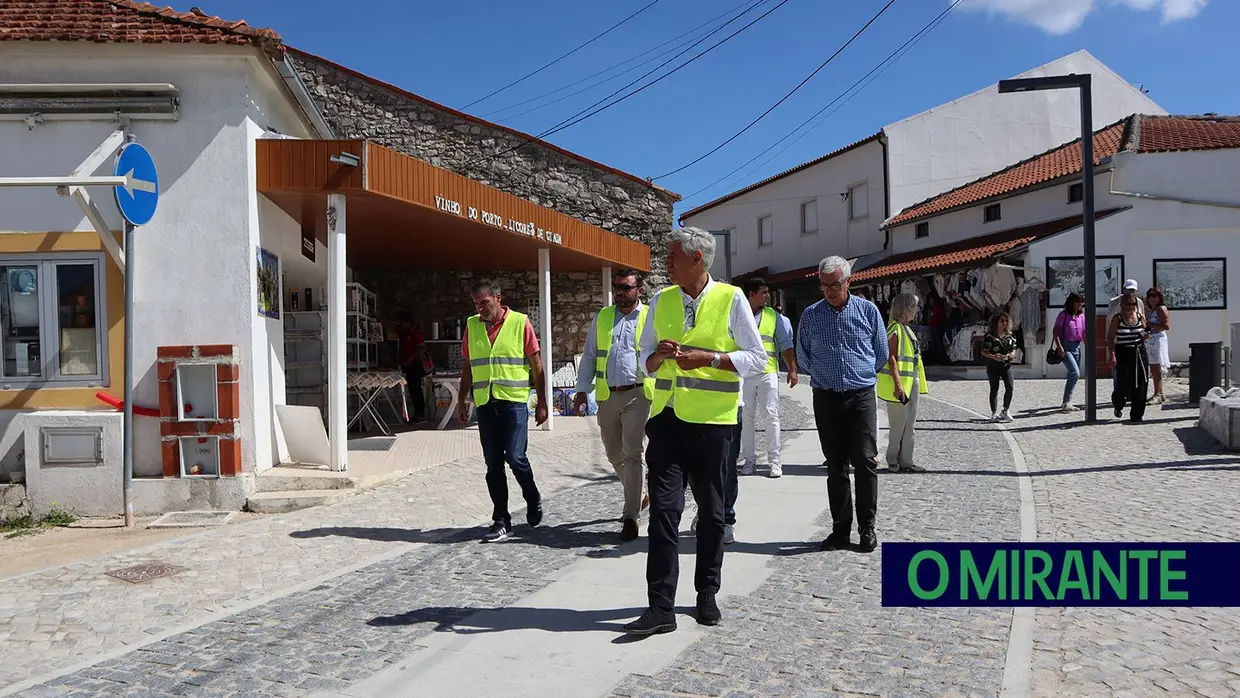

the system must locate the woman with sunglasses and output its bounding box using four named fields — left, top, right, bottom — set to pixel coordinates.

left=1144, top=287, right=1171, bottom=404
left=1107, top=294, right=1151, bottom=422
